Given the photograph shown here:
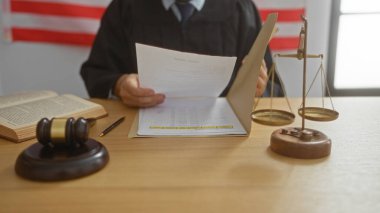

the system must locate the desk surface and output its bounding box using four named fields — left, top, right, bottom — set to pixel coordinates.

left=1, top=97, right=380, bottom=213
